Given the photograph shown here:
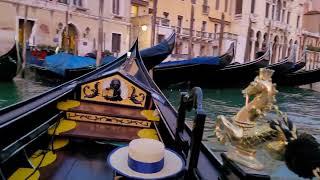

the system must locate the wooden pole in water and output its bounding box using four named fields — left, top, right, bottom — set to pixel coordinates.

left=218, top=13, right=225, bottom=55
left=150, top=0, right=158, bottom=46
left=21, top=5, right=29, bottom=77
left=188, top=2, right=195, bottom=59
left=65, top=3, right=70, bottom=53
left=244, top=18, right=252, bottom=61
left=96, top=0, right=104, bottom=66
